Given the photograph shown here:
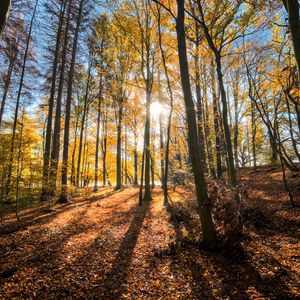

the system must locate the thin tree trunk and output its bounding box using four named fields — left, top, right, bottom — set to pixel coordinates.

left=215, top=53, right=237, bottom=189
left=159, top=114, right=165, bottom=188
left=157, top=4, right=175, bottom=204
left=5, top=0, right=39, bottom=197
left=94, top=80, right=102, bottom=191
left=251, top=98, right=257, bottom=169
left=211, top=59, right=222, bottom=178
left=0, top=55, right=15, bottom=127
left=233, top=77, right=239, bottom=170
left=71, top=115, right=79, bottom=185
left=133, top=135, right=138, bottom=185
left=15, top=111, right=25, bottom=221
left=143, top=87, right=152, bottom=201
left=76, top=61, right=92, bottom=186
left=102, top=109, right=108, bottom=186
left=116, top=101, right=123, bottom=190
left=202, top=63, right=215, bottom=177
left=194, top=21, right=207, bottom=170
